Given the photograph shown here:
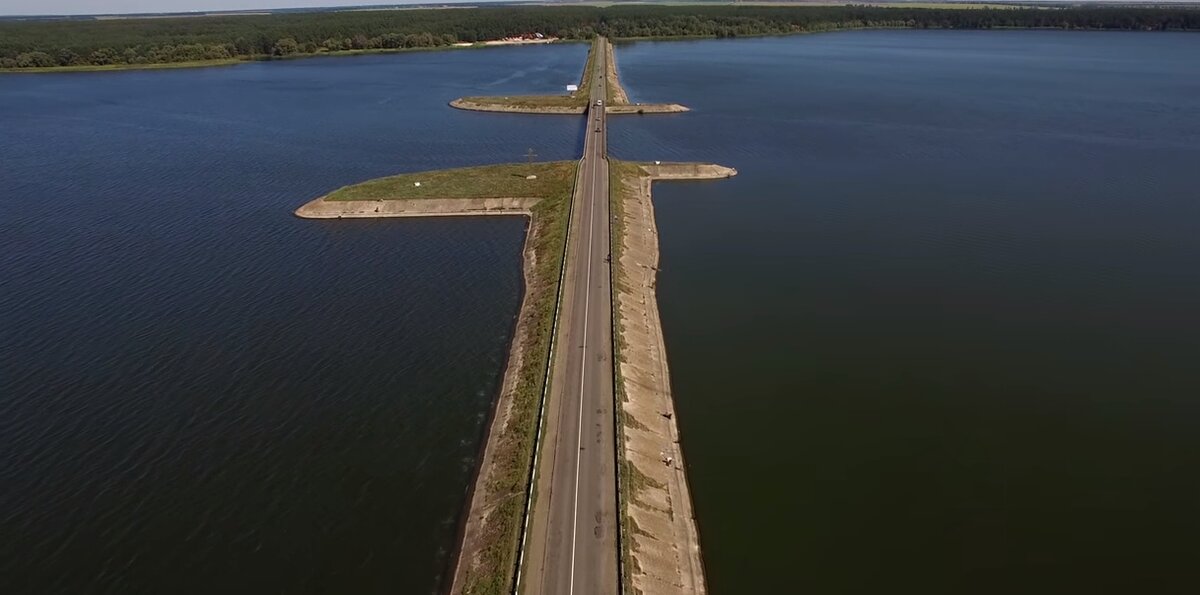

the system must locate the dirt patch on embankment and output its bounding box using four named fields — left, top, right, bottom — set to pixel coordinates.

left=611, top=162, right=735, bottom=595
